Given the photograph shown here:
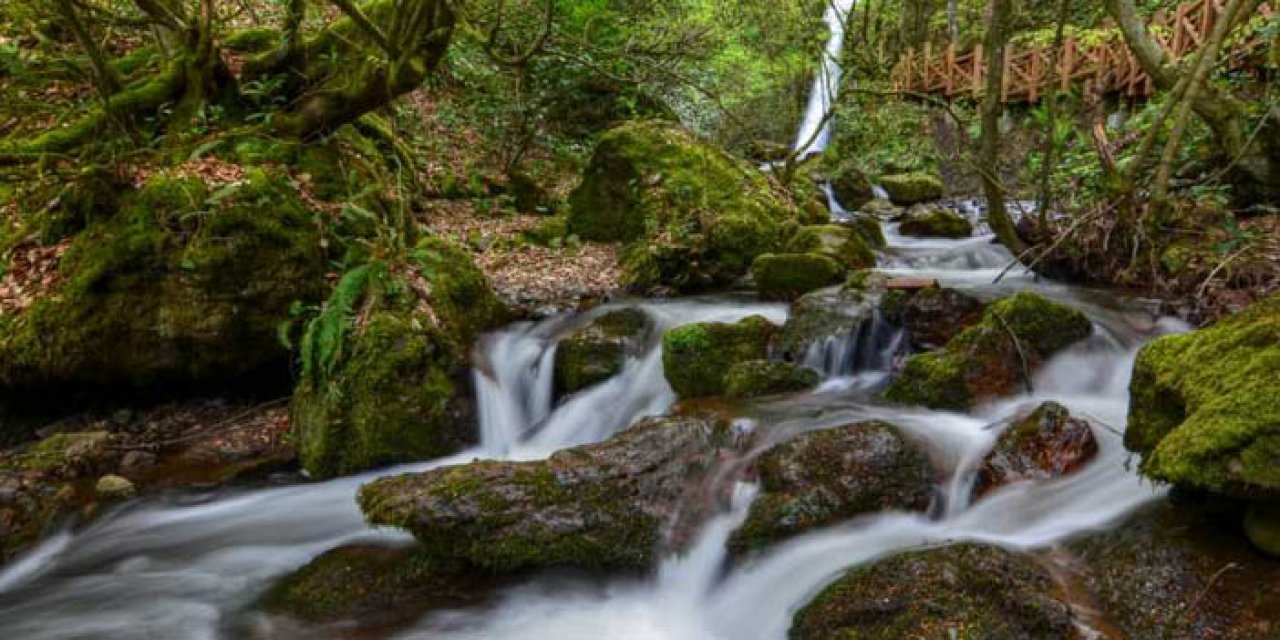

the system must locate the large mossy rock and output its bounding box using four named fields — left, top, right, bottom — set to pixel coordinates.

left=878, top=172, right=944, bottom=206
left=358, top=415, right=732, bottom=572
left=974, top=401, right=1098, bottom=498
left=884, top=292, right=1092, bottom=410
left=662, top=315, right=778, bottom=398
left=1069, top=498, right=1280, bottom=638
left=880, top=286, right=985, bottom=351
left=262, top=543, right=502, bottom=630
left=783, top=224, right=876, bottom=271
left=729, top=422, right=933, bottom=556
left=790, top=543, right=1079, bottom=640
left=291, top=238, right=507, bottom=479
left=1125, top=294, right=1280, bottom=500
left=750, top=253, right=844, bottom=302
left=0, top=171, right=325, bottom=418
left=829, top=162, right=875, bottom=210
left=723, top=360, right=820, bottom=399
left=554, top=308, right=653, bottom=396
left=567, top=120, right=802, bottom=292
left=898, top=203, right=973, bottom=238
